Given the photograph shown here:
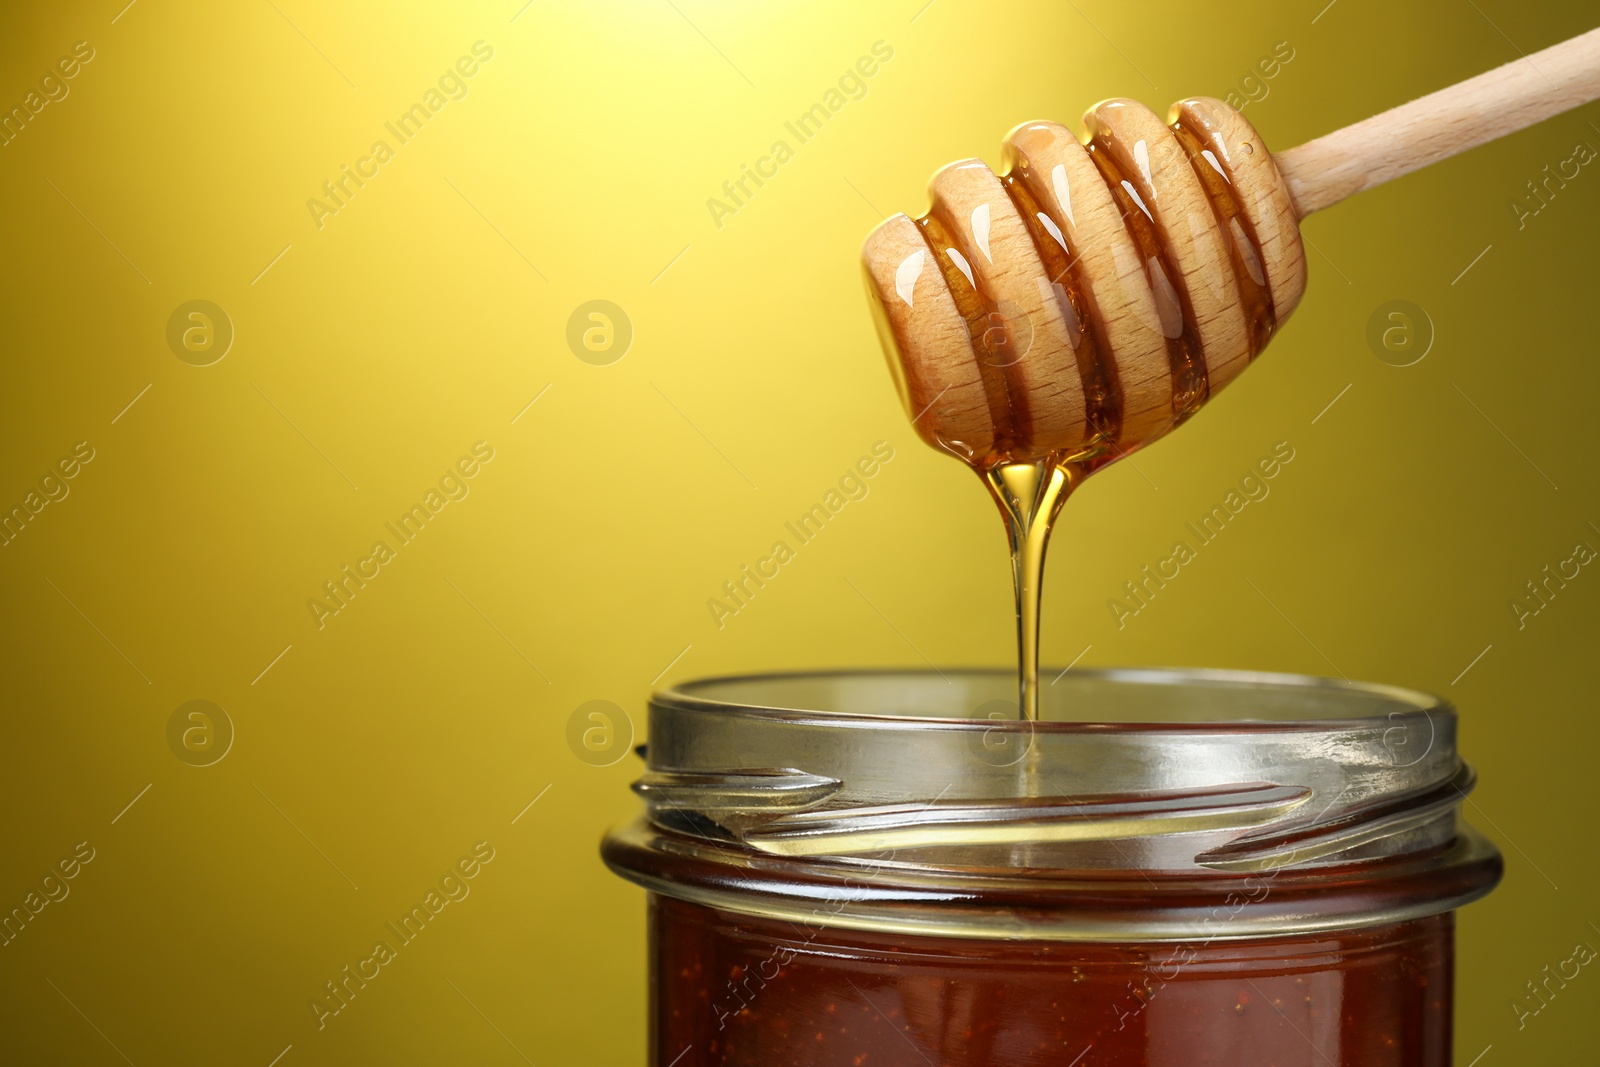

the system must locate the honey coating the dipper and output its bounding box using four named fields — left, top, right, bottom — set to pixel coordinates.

left=862, top=96, right=1306, bottom=470
left=862, top=96, right=1307, bottom=724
